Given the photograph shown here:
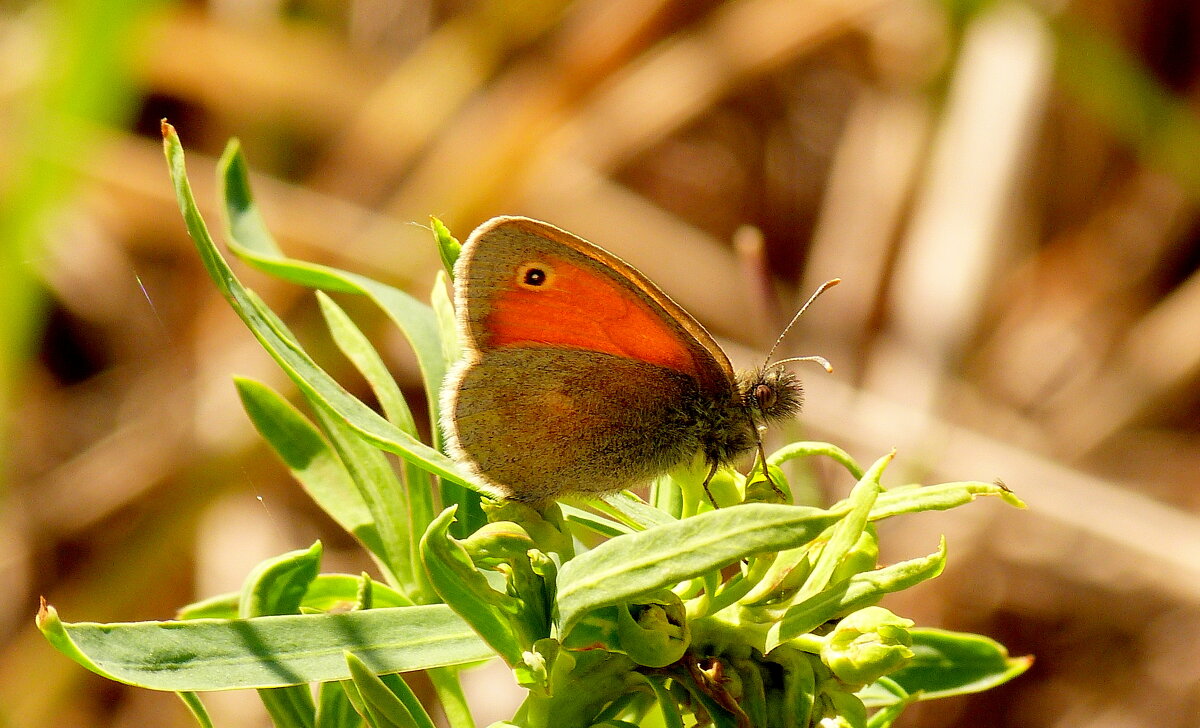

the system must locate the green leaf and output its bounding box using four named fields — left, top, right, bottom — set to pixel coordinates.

left=430, top=266, right=483, bottom=539
left=431, top=270, right=460, bottom=367
left=765, top=539, right=947, bottom=651
left=761, top=649, right=815, bottom=728
left=217, top=140, right=448, bottom=429
left=431, top=217, right=462, bottom=277
left=796, top=453, right=887, bottom=600
left=559, top=504, right=634, bottom=538
left=240, top=545, right=322, bottom=728
left=640, top=676, right=684, bottom=728
left=346, top=652, right=435, bottom=728
left=430, top=268, right=483, bottom=539
left=420, top=508, right=526, bottom=667
left=309, top=400, right=419, bottom=596
left=161, top=124, right=488, bottom=497
left=595, top=492, right=678, bottom=530
left=179, top=574, right=413, bottom=621
left=556, top=504, right=841, bottom=634
left=241, top=542, right=323, bottom=618
left=316, top=292, right=418, bottom=439
left=858, top=629, right=1032, bottom=706
left=316, top=293, right=437, bottom=557
left=863, top=679, right=914, bottom=728
left=301, top=574, right=414, bottom=610
left=235, top=378, right=388, bottom=561
left=317, top=680, right=363, bottom=728
left=178, top=692, right=214, bottom=728
left=37, top=601, right=492, bottom=691
left=427, top=667, right=476, bottom=728
left=869, top=481, right=1025, bottom=520
left=768, top=441, right=864, bottom=480
left=261, top=684, right=317, bottom=728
